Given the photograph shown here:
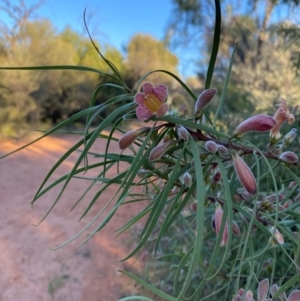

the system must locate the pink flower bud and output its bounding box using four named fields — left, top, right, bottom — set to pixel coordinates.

left=181, top=171, right=192, bottom=187
left=279, top=151, right=298, bottom=163
left=213, top=170, right=221, bottom=184
left=289, top=181, right=297, bottom=188
left=269, top=226, right=284, bottom=245
left=149, top=140, right=177, bottom=162
left=177, top=125, right=189, bottom=140
left=270, top=284, right=287, bottom=301
left=283, top=199, right=293, bottom=208
left=232, top=221, right=241, bottom=236
left=265, top=193, right=285, bottom=203
left=205, top=140, right=218, bottom=153
left=217, top=144, right=228, bottom=155
left=232, top=153, right=257, bottom=195
left=194, top=88, right=217, bottom=118
left=233, top=114, right=276, bottom=138
left=287, top=290, right=300, bottom=301
left=258, top=279, right=269, bottom=301
left=190, top=201, right=197, bottom=212
left=283, top=128, right=297, bottom=145
left=118, top=127, right=150, bottom=150
left=211, top=204, right=228, bottom=247
left=137, top=169, right=148, bottom=178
